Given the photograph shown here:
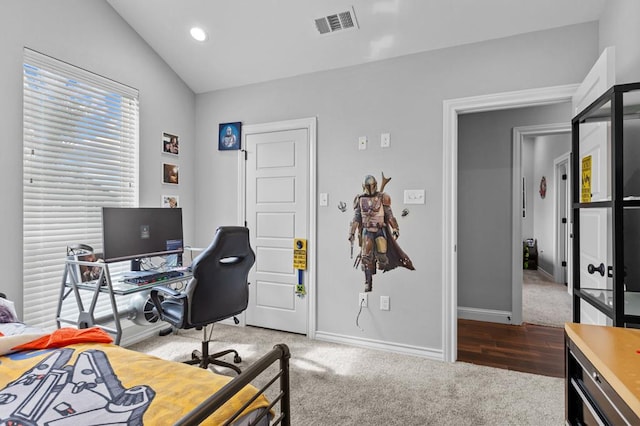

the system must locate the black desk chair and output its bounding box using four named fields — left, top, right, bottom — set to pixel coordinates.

left=150, top=226, right=255, bottom=374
